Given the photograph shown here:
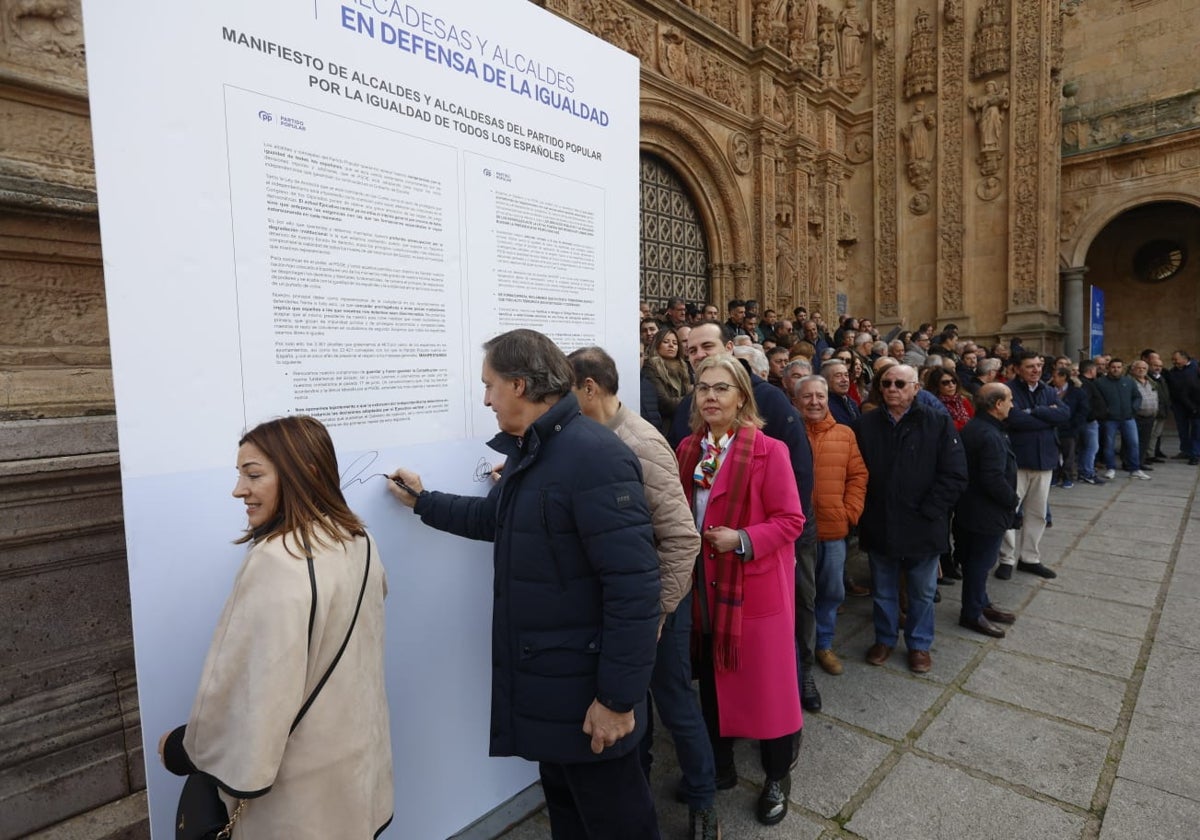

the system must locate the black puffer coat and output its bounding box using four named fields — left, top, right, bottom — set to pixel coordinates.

left=414, top=393, right=660, bottom=764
